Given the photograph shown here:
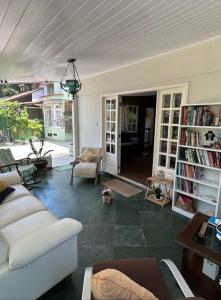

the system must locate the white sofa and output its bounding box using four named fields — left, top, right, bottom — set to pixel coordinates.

left=0, top=171, right=83, bottom=300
